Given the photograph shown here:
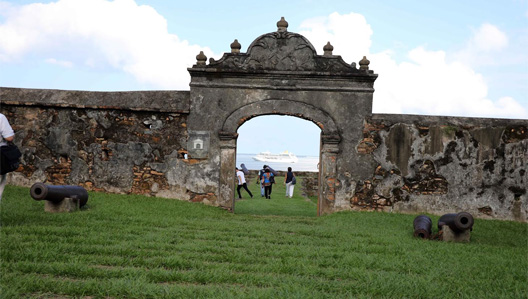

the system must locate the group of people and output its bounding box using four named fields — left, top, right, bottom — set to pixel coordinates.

left=235, top=164, right=296, bottom=200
